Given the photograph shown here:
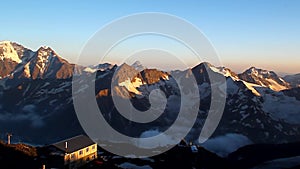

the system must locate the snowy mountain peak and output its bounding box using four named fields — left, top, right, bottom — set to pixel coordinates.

left=131, top=61, right=146, bottom=71
left=118, top=63, right=136, bottom=71
left=0, top=41, right=75, bottom=79
left=192, top=62, right=240, bottom=82
left=202, top=61, right=214, bottom=67
left=217, top=67, right=239, bottom=79
left=208, top=65, right=240, bottom=81
left=239, top=67, right=290, bottom=91
left=84, top=63, right=115, bottom=73
left=245, top=67, right=277, bottom=77
left=113, top=63, right=139, bottom=84
left=41, top=46, right=50, bottom=49
left=0, top=40, right=22, bottom=63
left=37, top=46, right=56, bottom=57
left=192, top=62, right=214, bottom=73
